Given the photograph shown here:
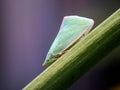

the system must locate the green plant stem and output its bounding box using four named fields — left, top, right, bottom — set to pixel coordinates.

left=23, top=9, right=120, bottom=90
